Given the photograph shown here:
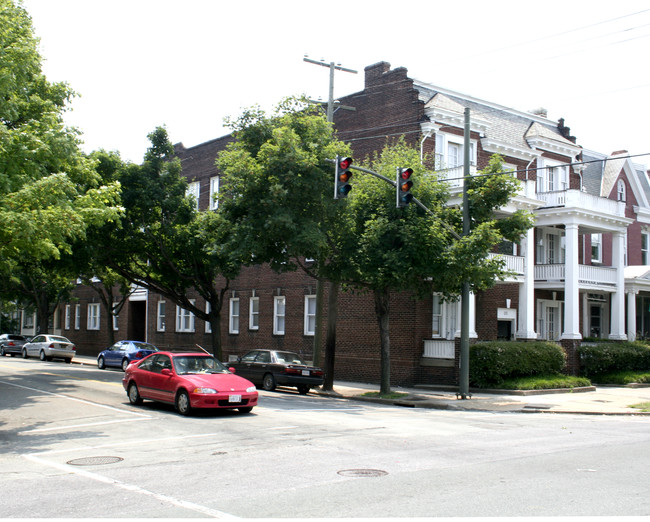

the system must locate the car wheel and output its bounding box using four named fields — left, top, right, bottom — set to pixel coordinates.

left=297, top=384, right=310, bottom=395
left=128, top=382, right=143, bottom=405
left=97, top=356, right=105, bottom=369
left=262, top=373, right=276, bottom=391
left=39, top=350, right=46, bottom=361
left=0, top=347, right=5, bottom=356
left=175, top=390, right=192, bottom=415
left=64, top=358, right=72, bottom=364
left=121, top=358, right=130, bottom=372
left=22, top=348, right=28, bottom=359
left=238, top=407, right=253, bottom=414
